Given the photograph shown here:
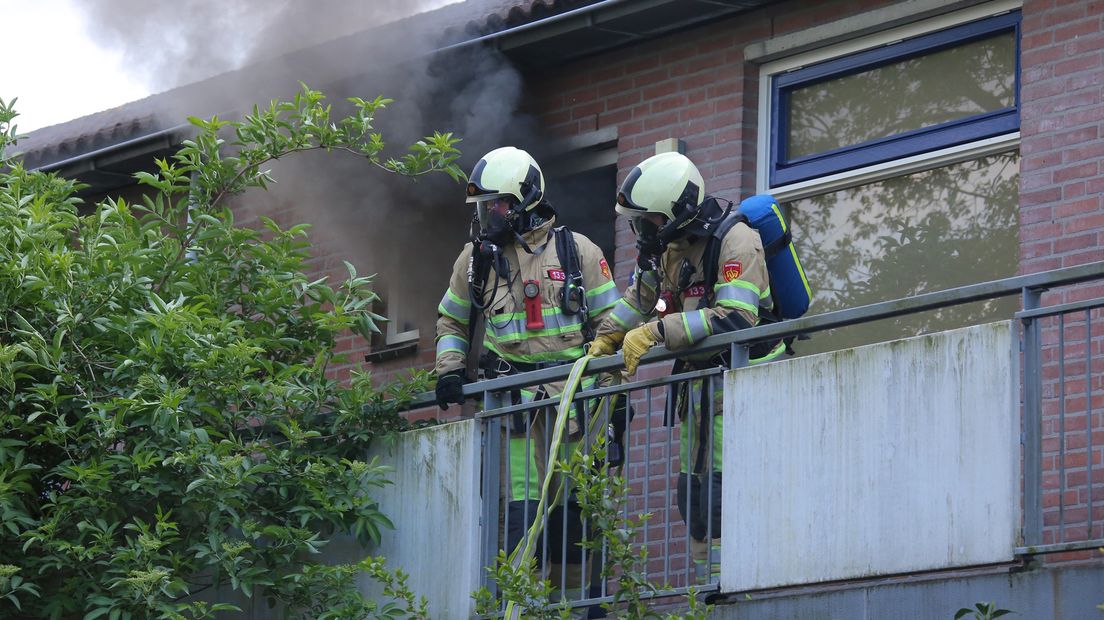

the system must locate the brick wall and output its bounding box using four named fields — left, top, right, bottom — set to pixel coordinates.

left=1020, top=0, right=1104, bottom=277
left=530, top=14, right=759, bottom=285
left=1020, top=0, right=1104, bottom=561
